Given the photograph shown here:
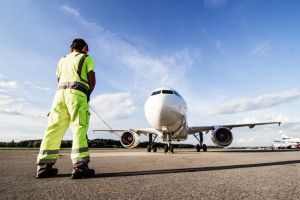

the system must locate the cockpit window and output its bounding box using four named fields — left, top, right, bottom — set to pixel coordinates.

left=151, top=90, right=161, bottom=96
left=162, top=90, right=174, bottom=94
left=174, top=90, right=182, bottom=98
left=151, top=89, right=182, bottom=97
